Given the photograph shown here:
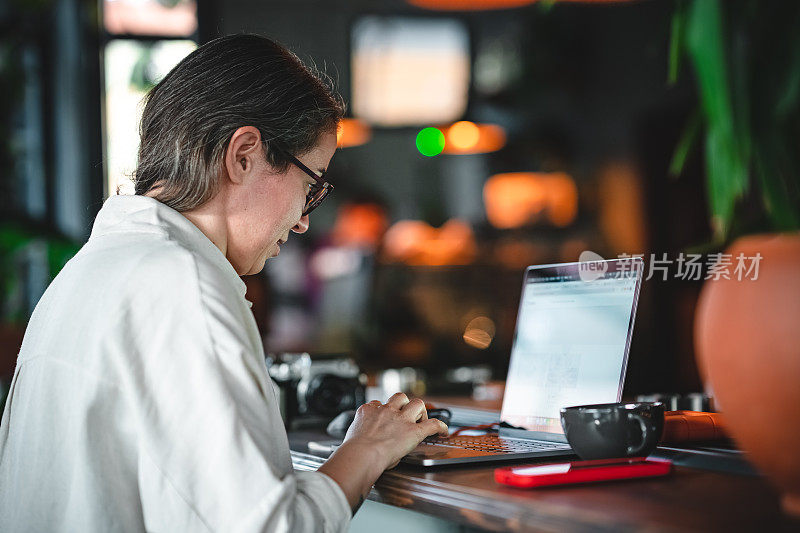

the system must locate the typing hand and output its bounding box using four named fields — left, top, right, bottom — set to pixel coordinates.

left=318, top=393, right=448, bottom=513
left=343, top=393, right=449, bottom=470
